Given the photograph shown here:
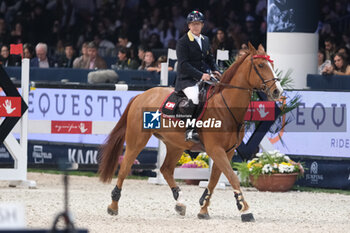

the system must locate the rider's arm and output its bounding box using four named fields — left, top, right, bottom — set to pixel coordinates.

left=176, top=39, right=203, bottom=81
